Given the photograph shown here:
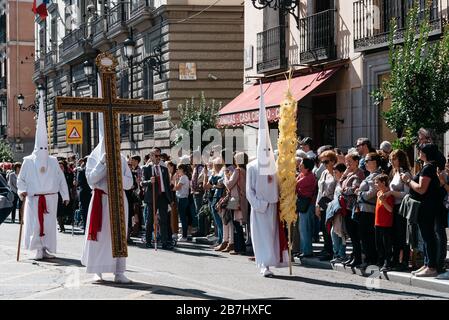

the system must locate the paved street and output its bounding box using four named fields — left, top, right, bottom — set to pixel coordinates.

left=1, top=220, right=449, bottom=300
